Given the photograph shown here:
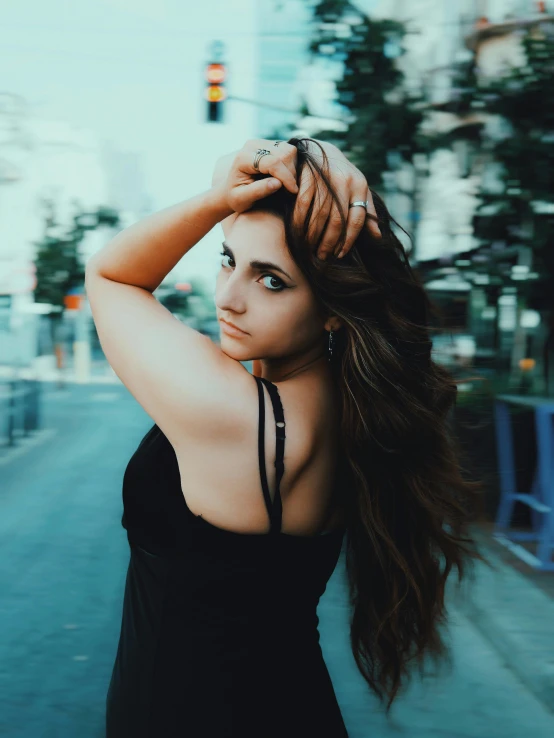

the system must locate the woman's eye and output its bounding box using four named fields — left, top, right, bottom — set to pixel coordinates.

left=261, top=275, right=285, bottom=292
left=219, top=252, right=285, bottom=292
left=219, top=252, right=234, bottom=268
